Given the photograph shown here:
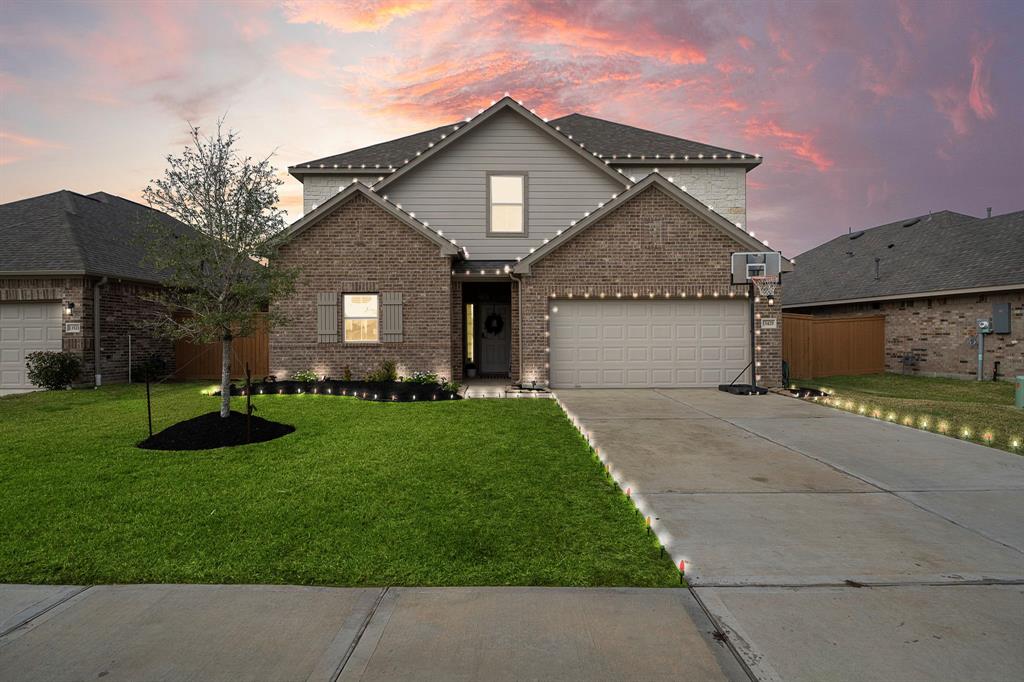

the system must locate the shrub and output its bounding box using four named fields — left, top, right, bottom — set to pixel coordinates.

left=405, top=371, right=440, bottom=385
left=365, top=360, right=398, bottom=383
left=342, top=366, right=352, bottom=382
left=441, top=380, right=462, bottom=394
left=293, top=369, right=318, bottom=383
left=134, top=355, right=168, bottom=382
left=25, top=351, right=81, bottom=390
